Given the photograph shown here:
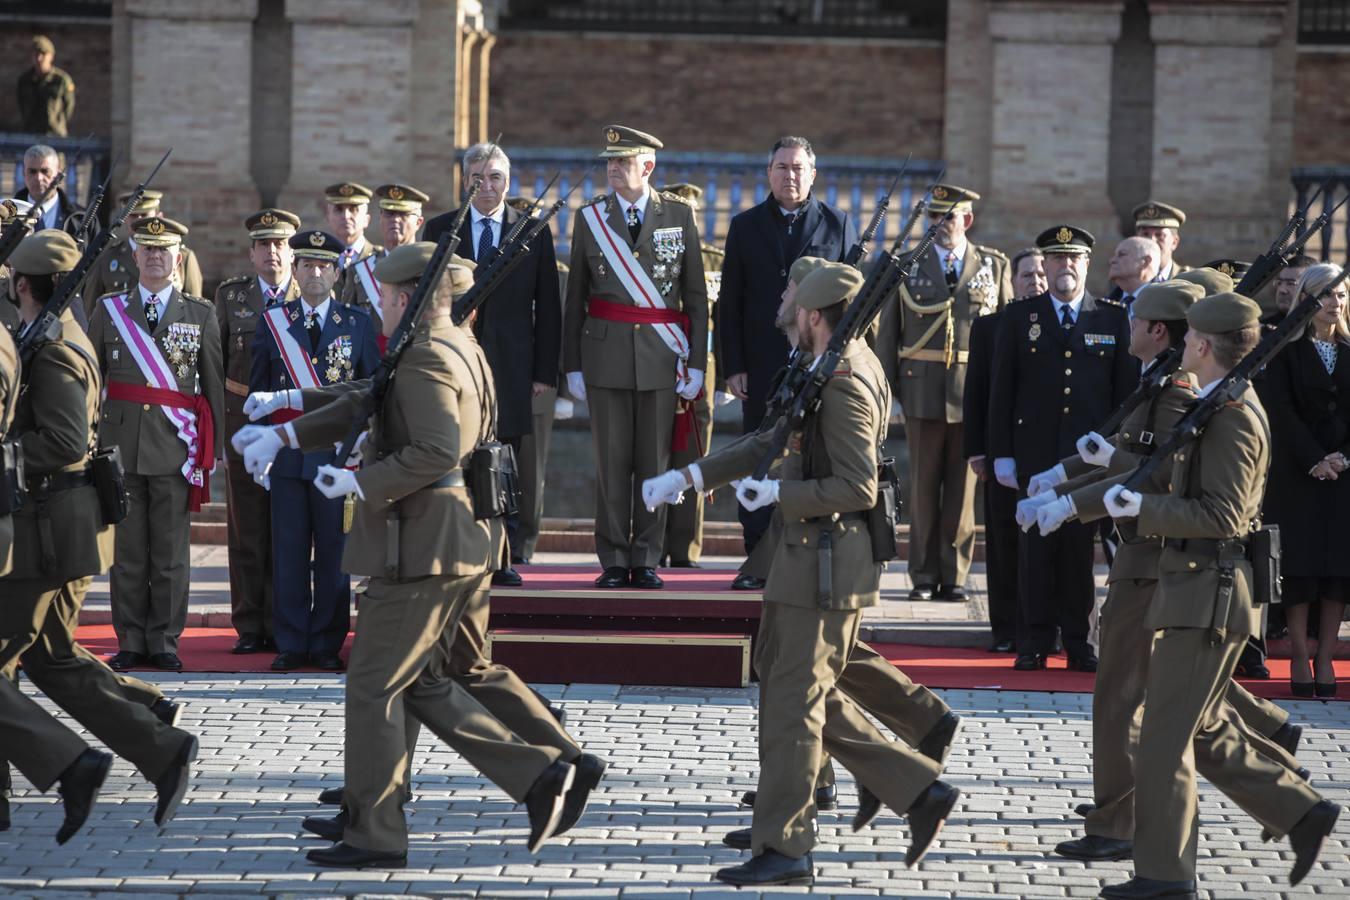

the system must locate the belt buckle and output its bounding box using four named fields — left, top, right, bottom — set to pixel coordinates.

left=1140, top=431, right=1154, bottom=446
